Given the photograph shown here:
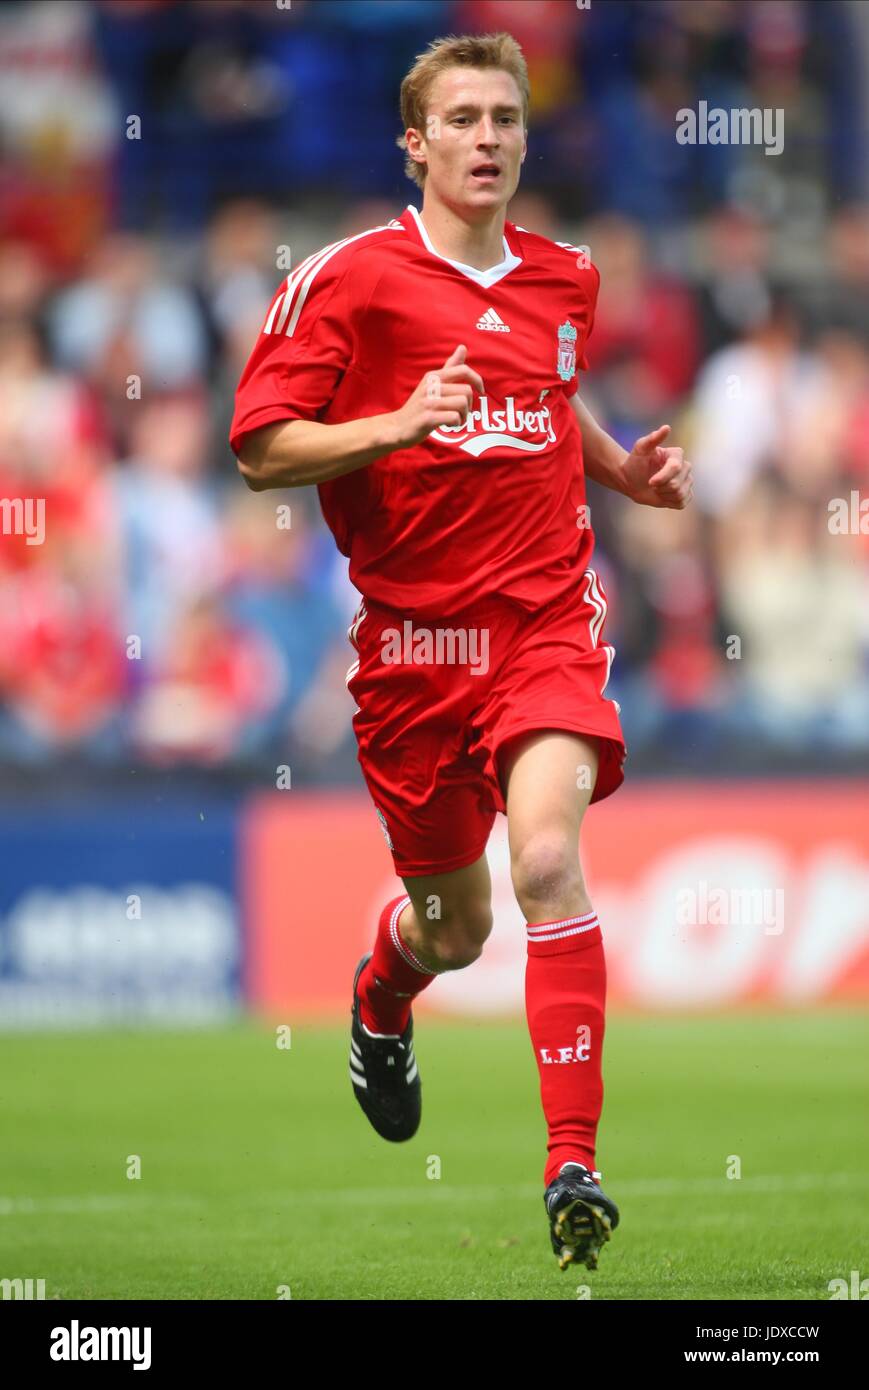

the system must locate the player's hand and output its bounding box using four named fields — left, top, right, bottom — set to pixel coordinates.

left=387, top=345, right=485, bottom=449
left=622, top=425, right=693, bottom=509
